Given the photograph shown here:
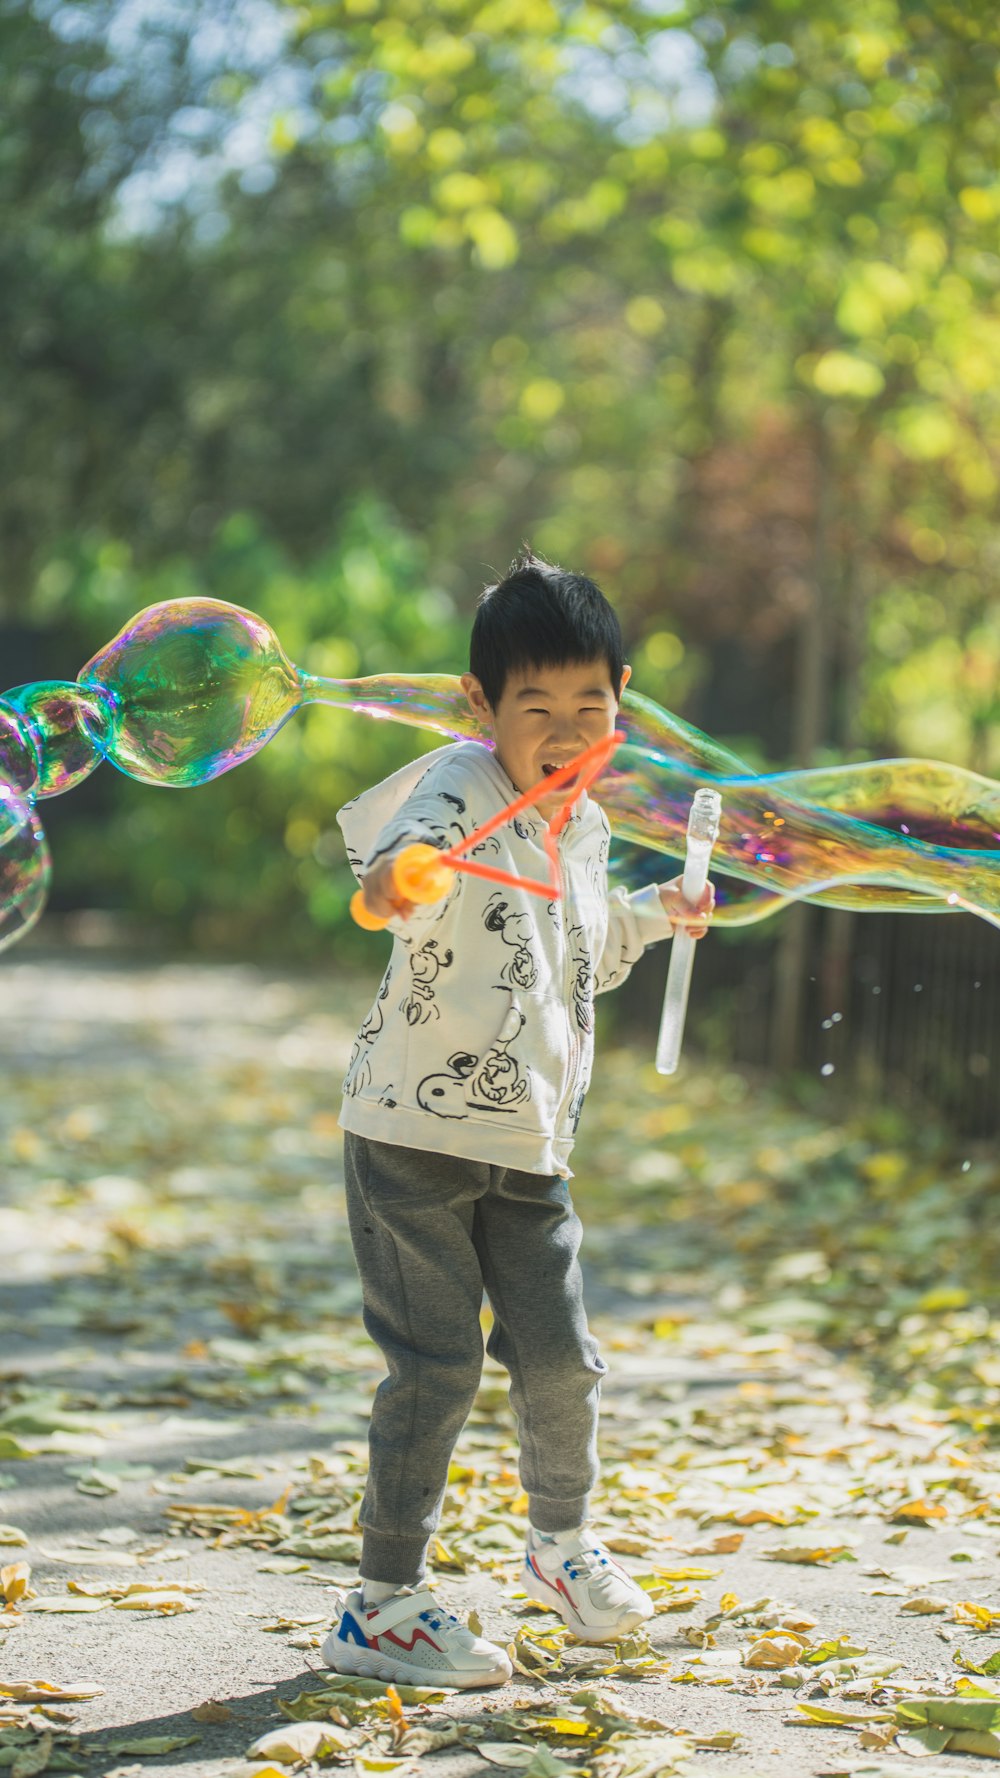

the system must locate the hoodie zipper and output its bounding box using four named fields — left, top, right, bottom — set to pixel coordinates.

left=555, top=821, right=580, bottom=1130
